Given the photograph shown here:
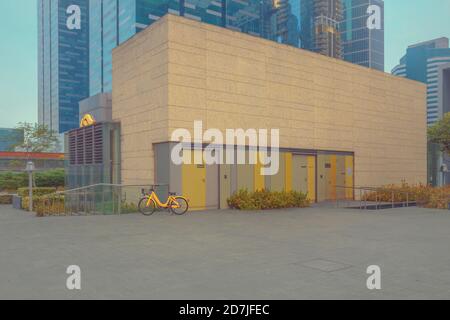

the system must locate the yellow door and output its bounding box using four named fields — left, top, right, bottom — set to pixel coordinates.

left=182, top=150, right=206, bottom=211
left=336, top=156, right=346, bottom=200
left=254, top=152, right=266, bottom=191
